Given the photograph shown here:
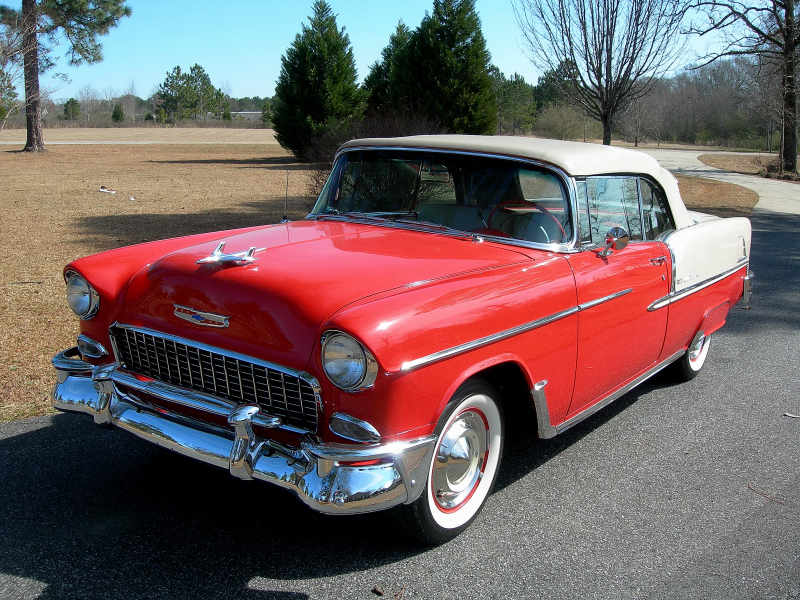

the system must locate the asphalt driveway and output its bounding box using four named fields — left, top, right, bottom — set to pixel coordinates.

left=642, top=149, right=799, bottom=214
left=1, top=153, right=798, bottom=600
